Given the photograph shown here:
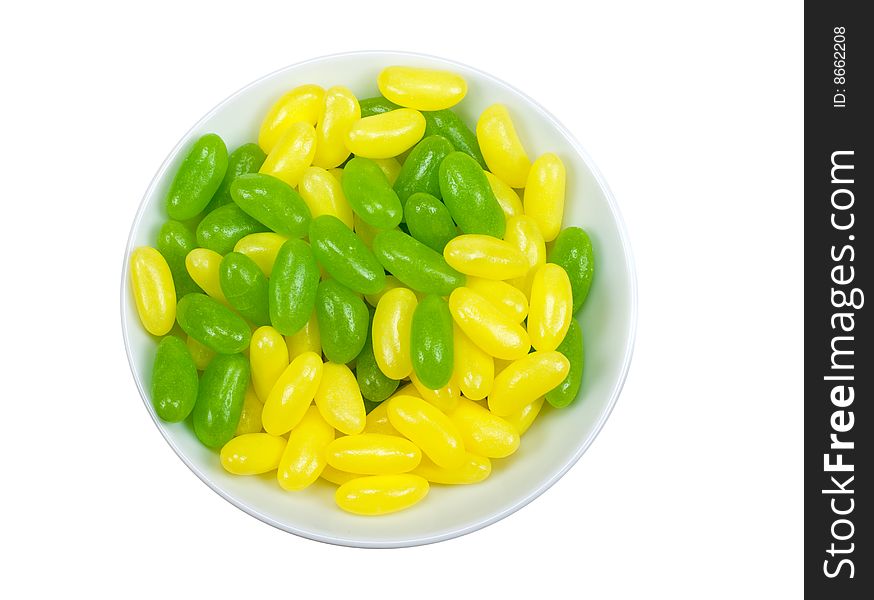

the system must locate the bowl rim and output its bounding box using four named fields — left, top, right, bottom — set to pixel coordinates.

left=120, top=49, right=638, bottom=549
